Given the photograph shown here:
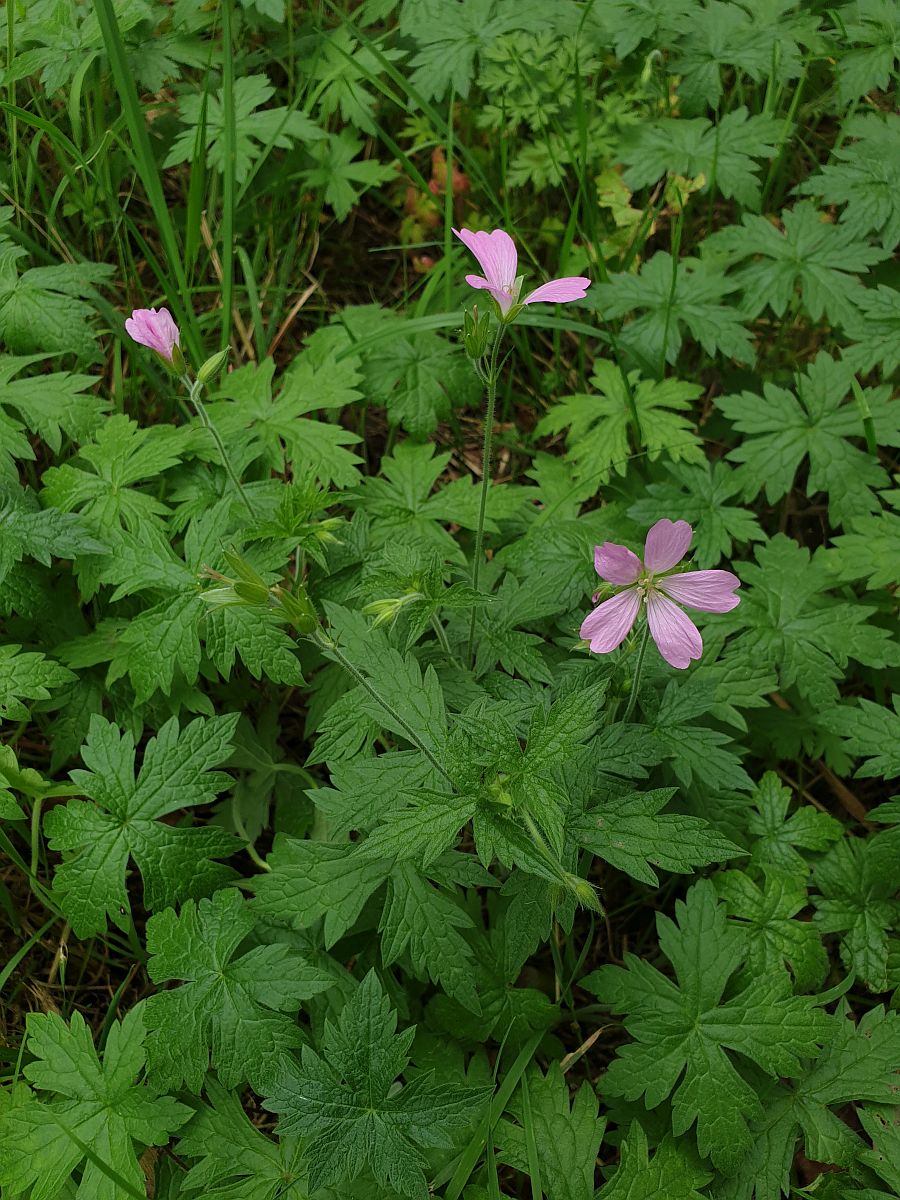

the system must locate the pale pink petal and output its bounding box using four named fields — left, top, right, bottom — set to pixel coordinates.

left=594, top=541, right=642, bottom=585
left=465, top=274, right=514, bottom=314
left=657, top=570, right=741, bottom=613
left=523, top=276, right=591, bottom=305
left=453, top=227, right=518, bottom=290
left=643, top=518, right=693, bottom=574
left=580, top=587, right=641, bottom=654
left=125, top=306, right=180, bottom=360
left=646, top=590, right=703, bottom=669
